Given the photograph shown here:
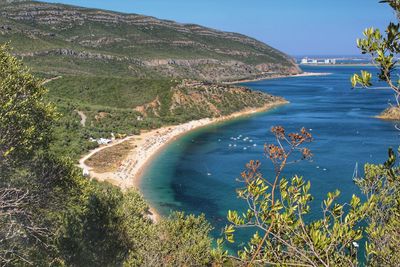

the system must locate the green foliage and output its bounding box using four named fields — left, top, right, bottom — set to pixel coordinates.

left=124, top=212, right=213, bottom=267
left=224, top=162, right=369, bottom=266
left=49, top=100, right=99, bottom=158
left=43, top=76, right=172, bottom=159
left=350, top=3, right=400, bottom=262
left=59, top=182, right=214, bottom=267
left=351, top=70, right=372, bottom=88
left=224, top=126, right=374, bottom=266
left=59, top=182, right=132, bottom=266
left=4, top=1, right=400, bottom=266
left=44, top=76, right=282, bottom=160
left=380, top=0, right=400, bottom=17
left=155, top=212, right=213, bottom=266
left=0, top=44, right=60, bottom=264
left=46, top=76, right=177, bottom=109
left=350, top=3, right=400, bottom=261
left=0, top=42, right=214, bottom=266
left=0, top=1, right=295, bottom=161
left=355, top=148, right=400, bottom=266
left=224, top=126, right=400, bottom=267
left=0, top=43, right=56, bottom=165
left=0, top=153, right=90, bottom=265
left=351, top=1, right=400, bottom=107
